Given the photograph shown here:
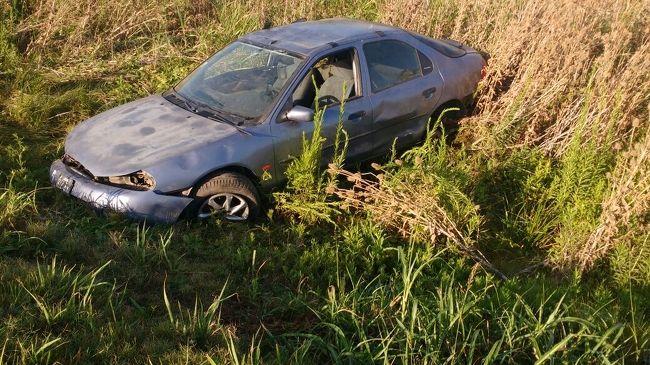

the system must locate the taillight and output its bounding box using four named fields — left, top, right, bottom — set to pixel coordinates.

left=480, top=62, right=487, bottom=80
